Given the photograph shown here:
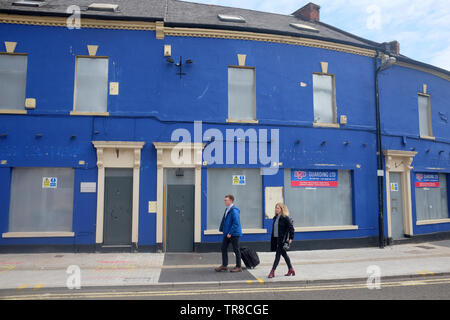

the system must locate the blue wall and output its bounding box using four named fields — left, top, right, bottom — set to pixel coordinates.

left=0, top=22, right=449, bottom=248
left=379, top=64, right=450, bottom=235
